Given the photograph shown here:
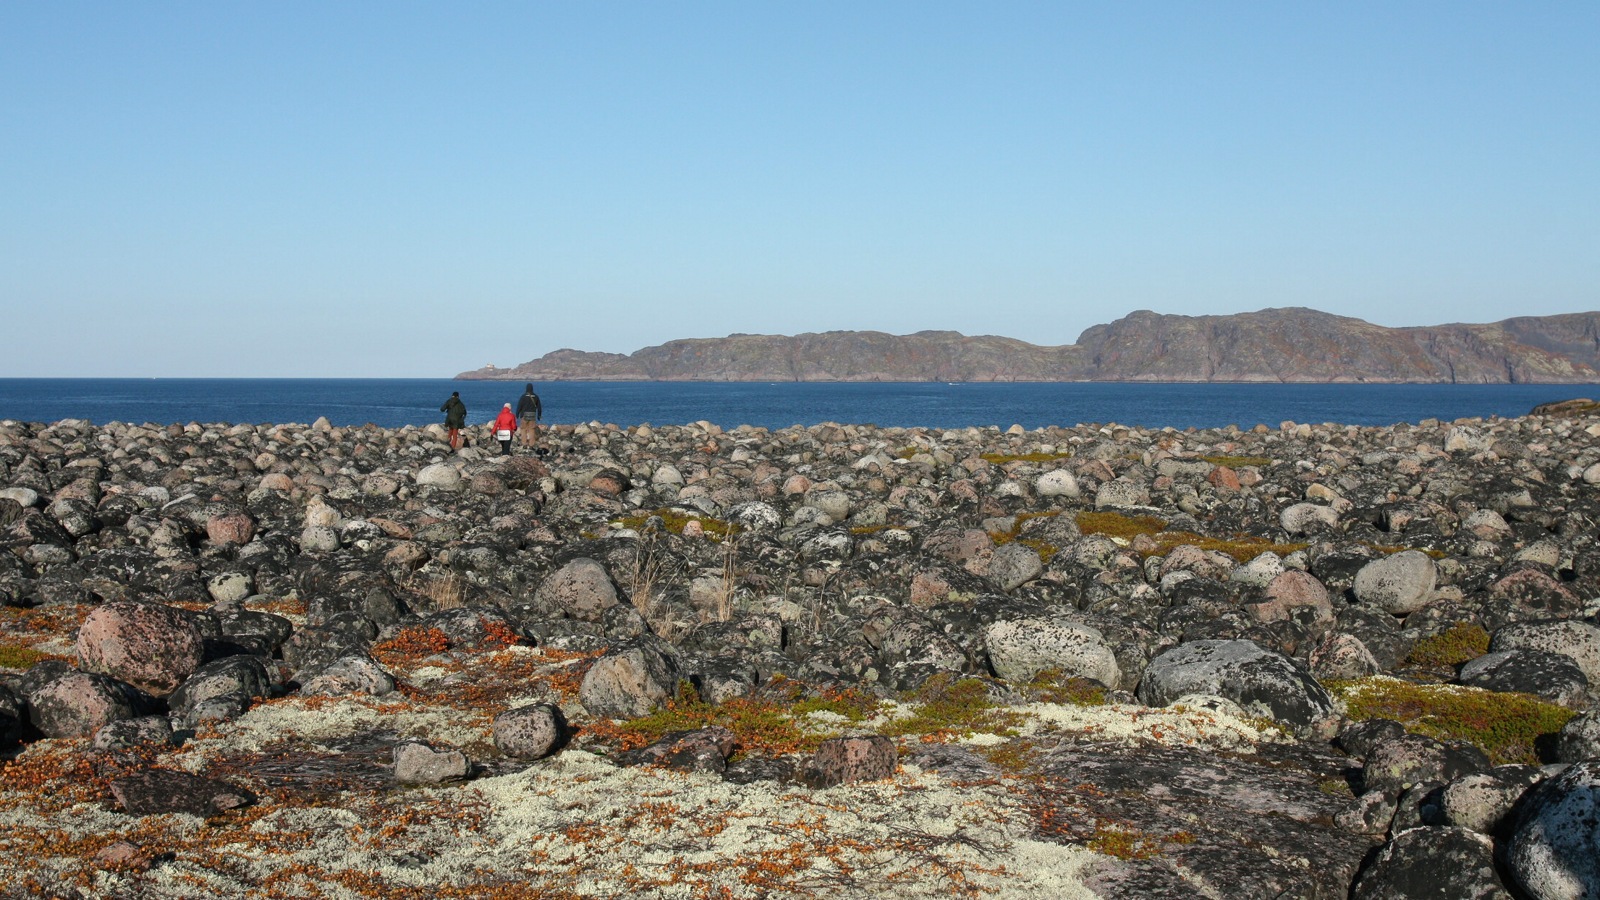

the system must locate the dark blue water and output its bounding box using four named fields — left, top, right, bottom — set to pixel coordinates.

left=0, top=379, right=1592, bottom=431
